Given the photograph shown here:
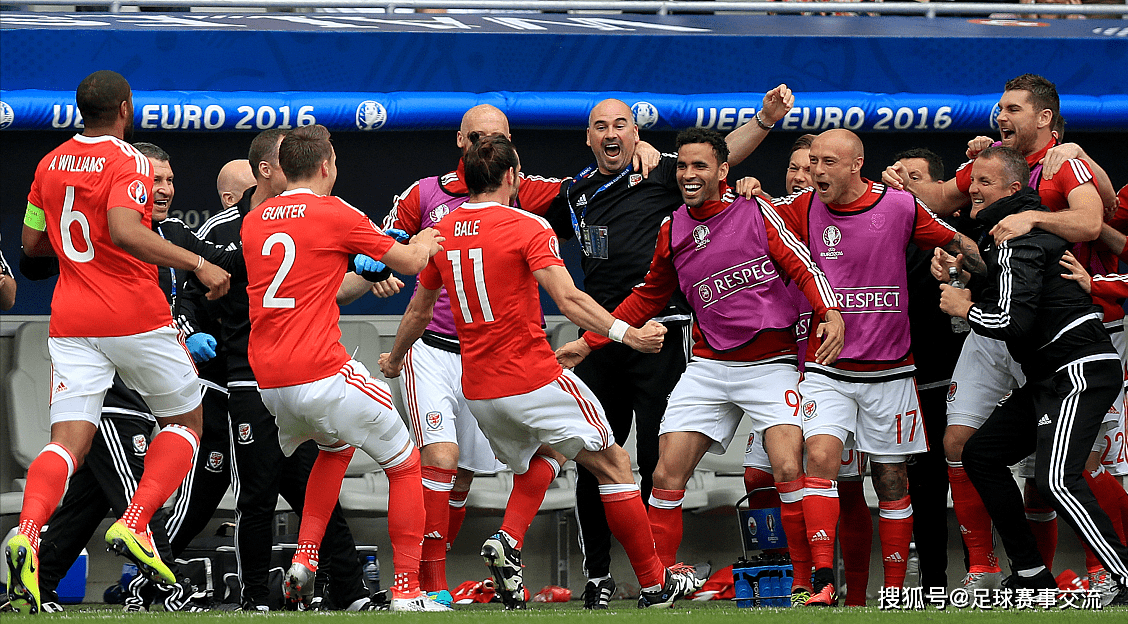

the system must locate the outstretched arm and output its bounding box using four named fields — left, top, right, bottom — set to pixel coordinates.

left=379, top=285, right=442, bottom=379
